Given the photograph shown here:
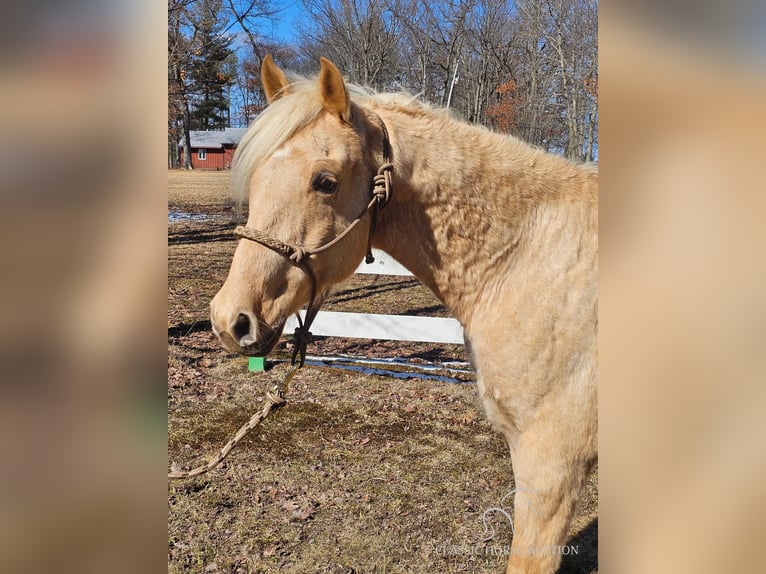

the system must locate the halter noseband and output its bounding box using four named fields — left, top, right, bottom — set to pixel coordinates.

left=233, top=115, right=393, bottom=367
